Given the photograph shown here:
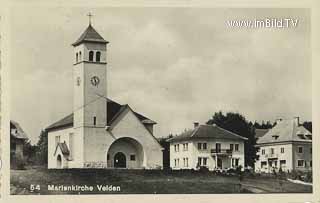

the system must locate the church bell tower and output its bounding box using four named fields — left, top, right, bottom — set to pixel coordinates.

left=72, top=18, right=109, bottom=132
